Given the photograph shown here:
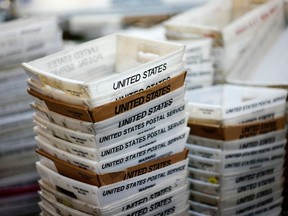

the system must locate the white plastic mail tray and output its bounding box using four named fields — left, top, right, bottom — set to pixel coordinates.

left=186, top=84, right=287, bottom=122
left=165, top=0, right=285, bottom=77
left=22, top=34, right=185, bottom=99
